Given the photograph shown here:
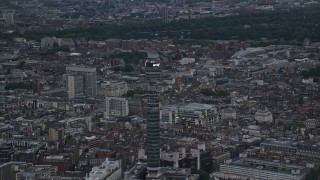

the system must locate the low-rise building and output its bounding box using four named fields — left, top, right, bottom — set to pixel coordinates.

left=179, top=58, right=195, bottom=65
left=42, top=155, right=72, bottom=172
left=101, top=81, right=128, bottom=97
left=296, top=144, right=320, bottom=166
left=255, top=109, right=273, bottom=123
left=261, top=139, right=297, bottom=154
left=218, top=158, right=309, bottom=180
left=177, top=103, right=218, bottom=126
left=85, top=158, right=122, bottom=180
left=221, top=108, right=236, bottom=120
